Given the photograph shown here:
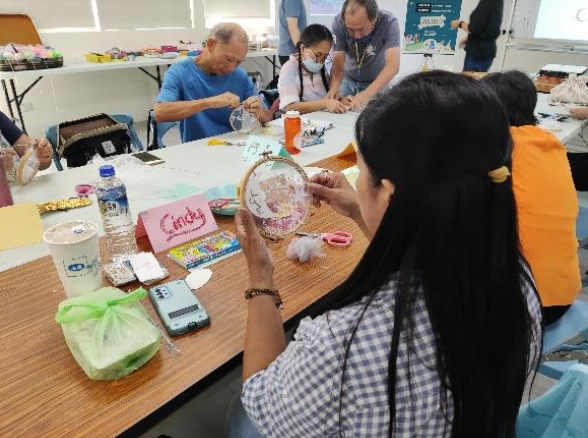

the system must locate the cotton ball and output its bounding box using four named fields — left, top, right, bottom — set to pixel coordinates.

left=286, top=236, right=326, bottom=263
